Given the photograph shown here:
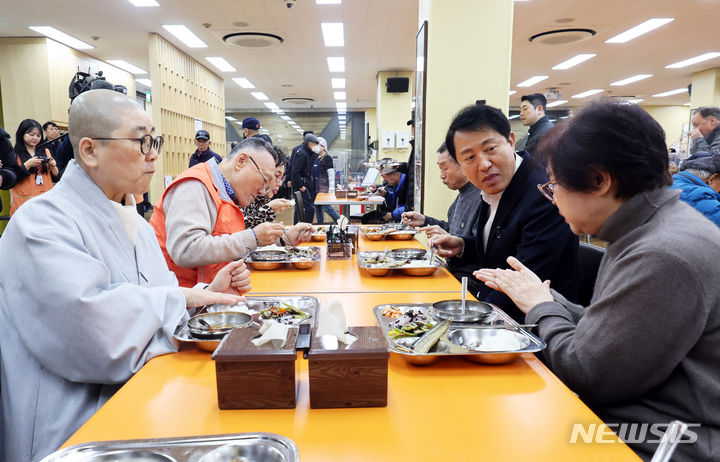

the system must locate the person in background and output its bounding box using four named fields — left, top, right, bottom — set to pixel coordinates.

left=517, top=93, right=554, bottom=161
left=0, top=89, right=246, bottom=461
left=188, top=130, right=222, bottom=168
left=312, top=136, right=341, bottom=224
left=670, top=151, right=720, bottom=228
left=361, top=162, right=406, bottom=224
left=476, top=101, right=720, bottom=461
left=689, top=106, right=720, bottom=155
left=401, top=142, right=483, bottom=290
left=151, top=137, right=312, bottom=287
left=287, top=130, right=314, bottom=191
left=290, top=133, right=320, bottom=223
left=42, top=121, right=60, bottom=141
left=397, top=117, right=415, bottom=212
left=7, top=119, right=60, bottom=215
left=241, top=117, right=273, bottom=145
left=430, top=103, right=578, bottom=322
left=0, top=127, right=18, bottom=210
left=242, top=146, right=292, bottom=228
